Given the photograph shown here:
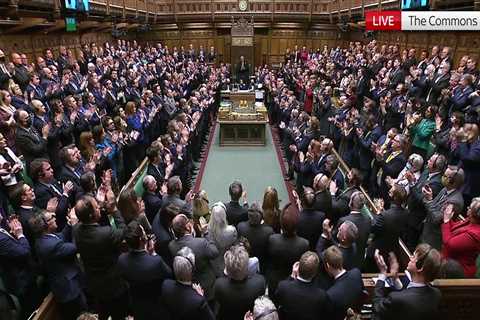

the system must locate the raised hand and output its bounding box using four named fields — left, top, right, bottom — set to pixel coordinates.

left=63, top=181, right=74, bottom=195
left=46, top=197, right=59, bottom=213
left=374, top=249, right=388, bottom=275
left=192, top=283, right=204, bottom=297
